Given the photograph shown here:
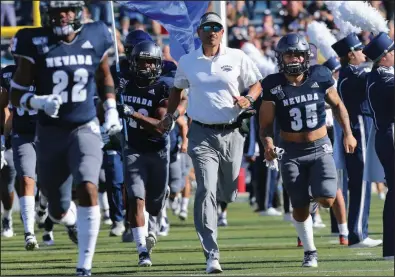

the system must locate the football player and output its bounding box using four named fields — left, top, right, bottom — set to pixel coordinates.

left=116, top=40, right=173, bottom=267
left=0, top=71, right=16, bottom=239
left=10, top=1, right=122, bottom=275
left=259, top=33, right=356, bottom=267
